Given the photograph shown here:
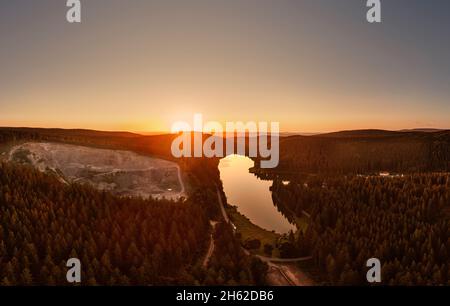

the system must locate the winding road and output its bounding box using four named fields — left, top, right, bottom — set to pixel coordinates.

left=214, top=186, right=314, bottom=286
left=174, top=164, right=186, bottom=197
left=202, top=221, right=218, bottom=268
left=215, top=186, right=311, bottom=263
left=216, top=187, right=229, bottom=224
